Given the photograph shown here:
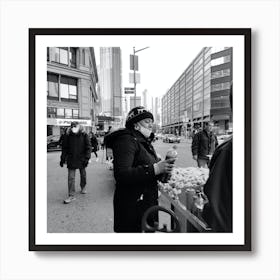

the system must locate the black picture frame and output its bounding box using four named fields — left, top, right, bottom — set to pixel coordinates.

left=29, top=28, right=251, bottom=251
